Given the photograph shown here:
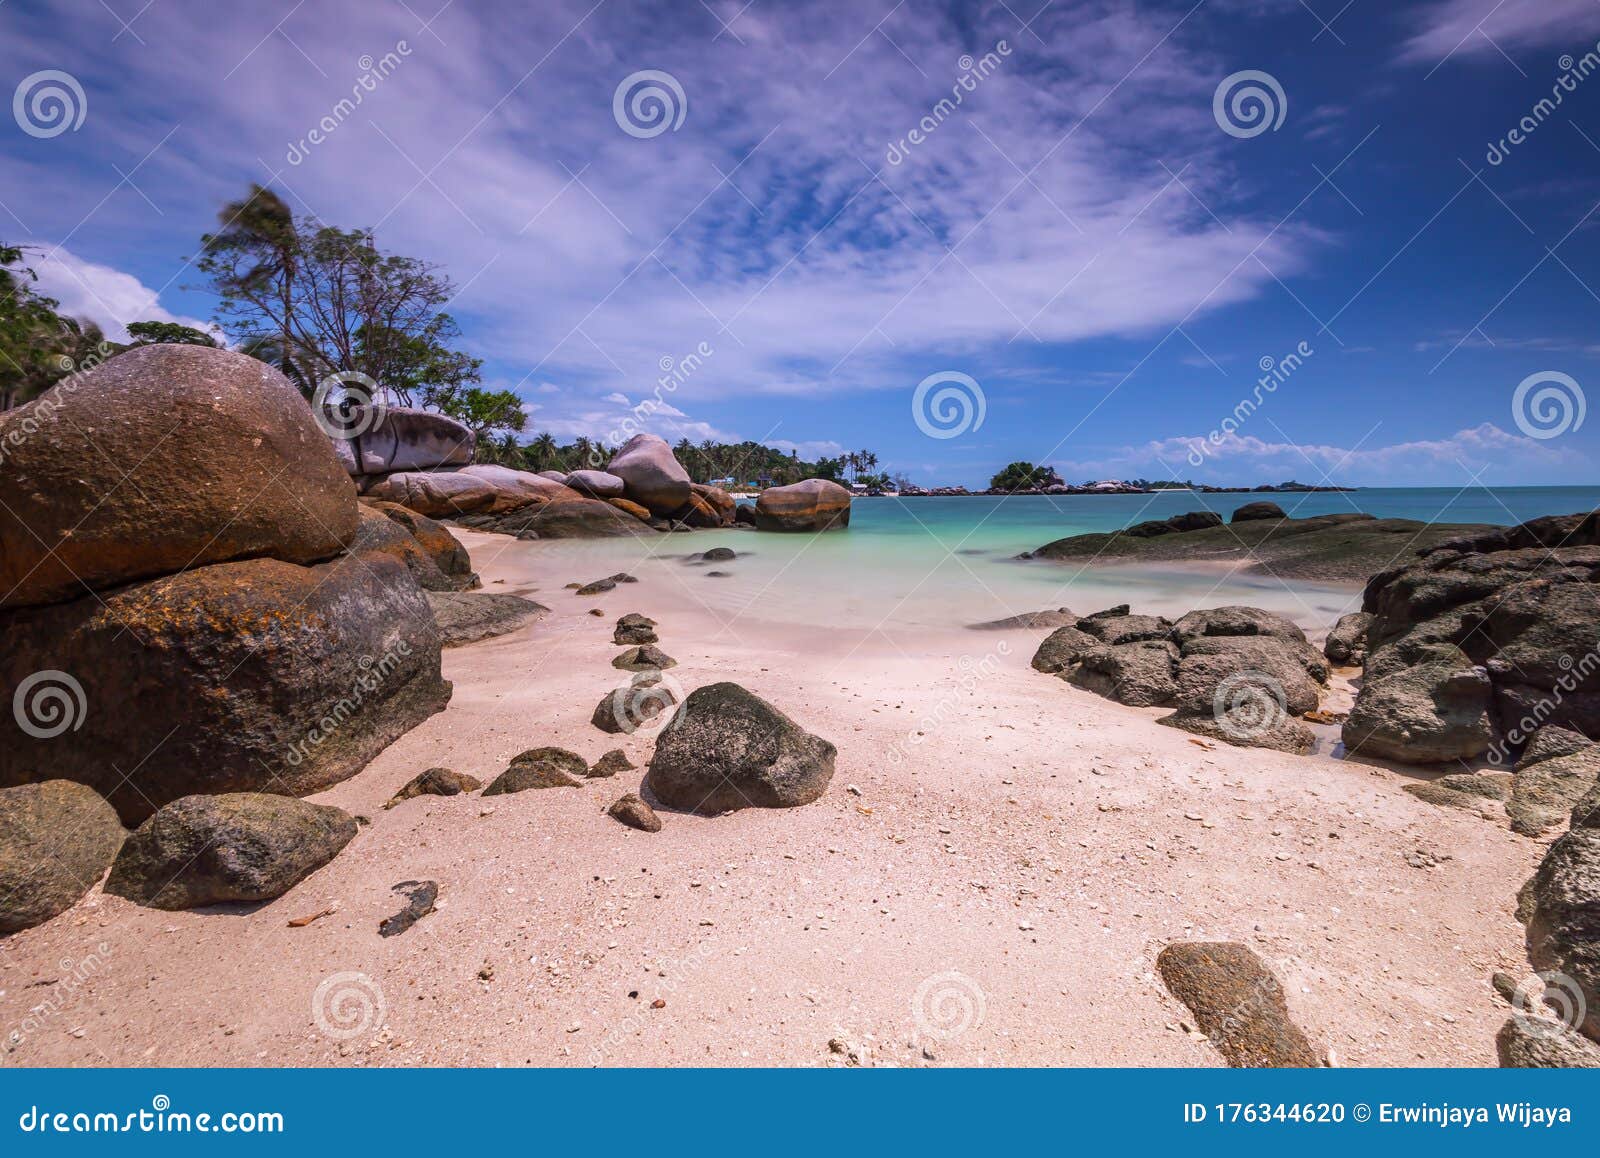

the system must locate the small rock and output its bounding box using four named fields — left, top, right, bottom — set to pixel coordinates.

left=608, top=793, right=662, bottom=833
left=379, top=880, right=438, bottom=938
